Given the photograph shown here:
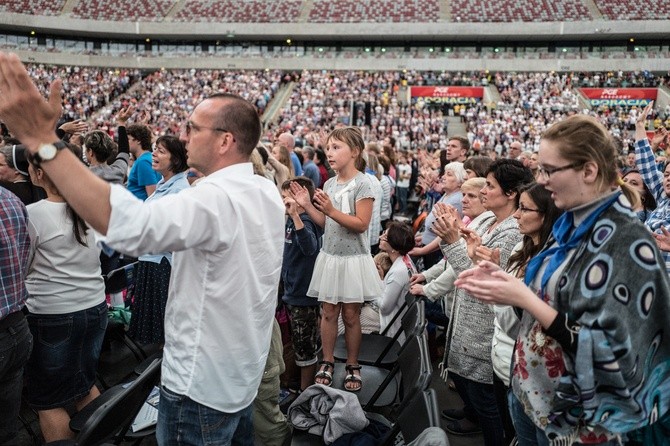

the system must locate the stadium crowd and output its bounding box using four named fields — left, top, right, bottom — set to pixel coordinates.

left=1, top=57, right=670, bottom=446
